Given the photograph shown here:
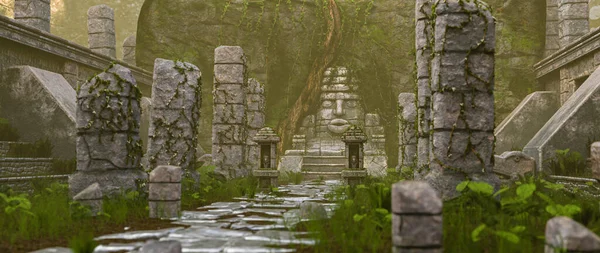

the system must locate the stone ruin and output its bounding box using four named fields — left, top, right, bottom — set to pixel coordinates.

left=69, top=64, right=146, bottom=196
left=279, top=67, right=388, bottom=178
